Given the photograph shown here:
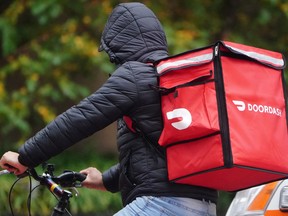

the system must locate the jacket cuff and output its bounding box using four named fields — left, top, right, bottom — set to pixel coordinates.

left=102, top=164, right=120, bottom=193
left=18, top=153, right=30, bottom=167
